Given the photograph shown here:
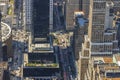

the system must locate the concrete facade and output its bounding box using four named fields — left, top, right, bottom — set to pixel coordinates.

left=65, top=0, right=79, bottom=30
left=73, top=12, right=88, bottom=60
left=23, top=0, right=32, bottom=32
left=0, top=3, right=8, bottom=16
left=78, top=0, right=119, bottom=80
left=81, top=0, right=90, bottom=18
